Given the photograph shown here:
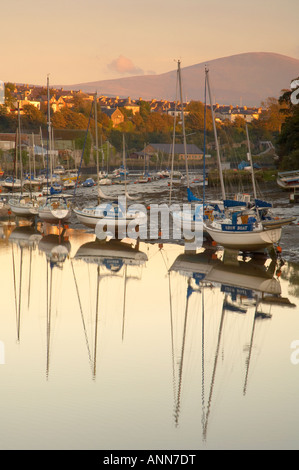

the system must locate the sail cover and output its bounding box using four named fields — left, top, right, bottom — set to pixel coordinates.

left=187, top=188, right=202, bottom=202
